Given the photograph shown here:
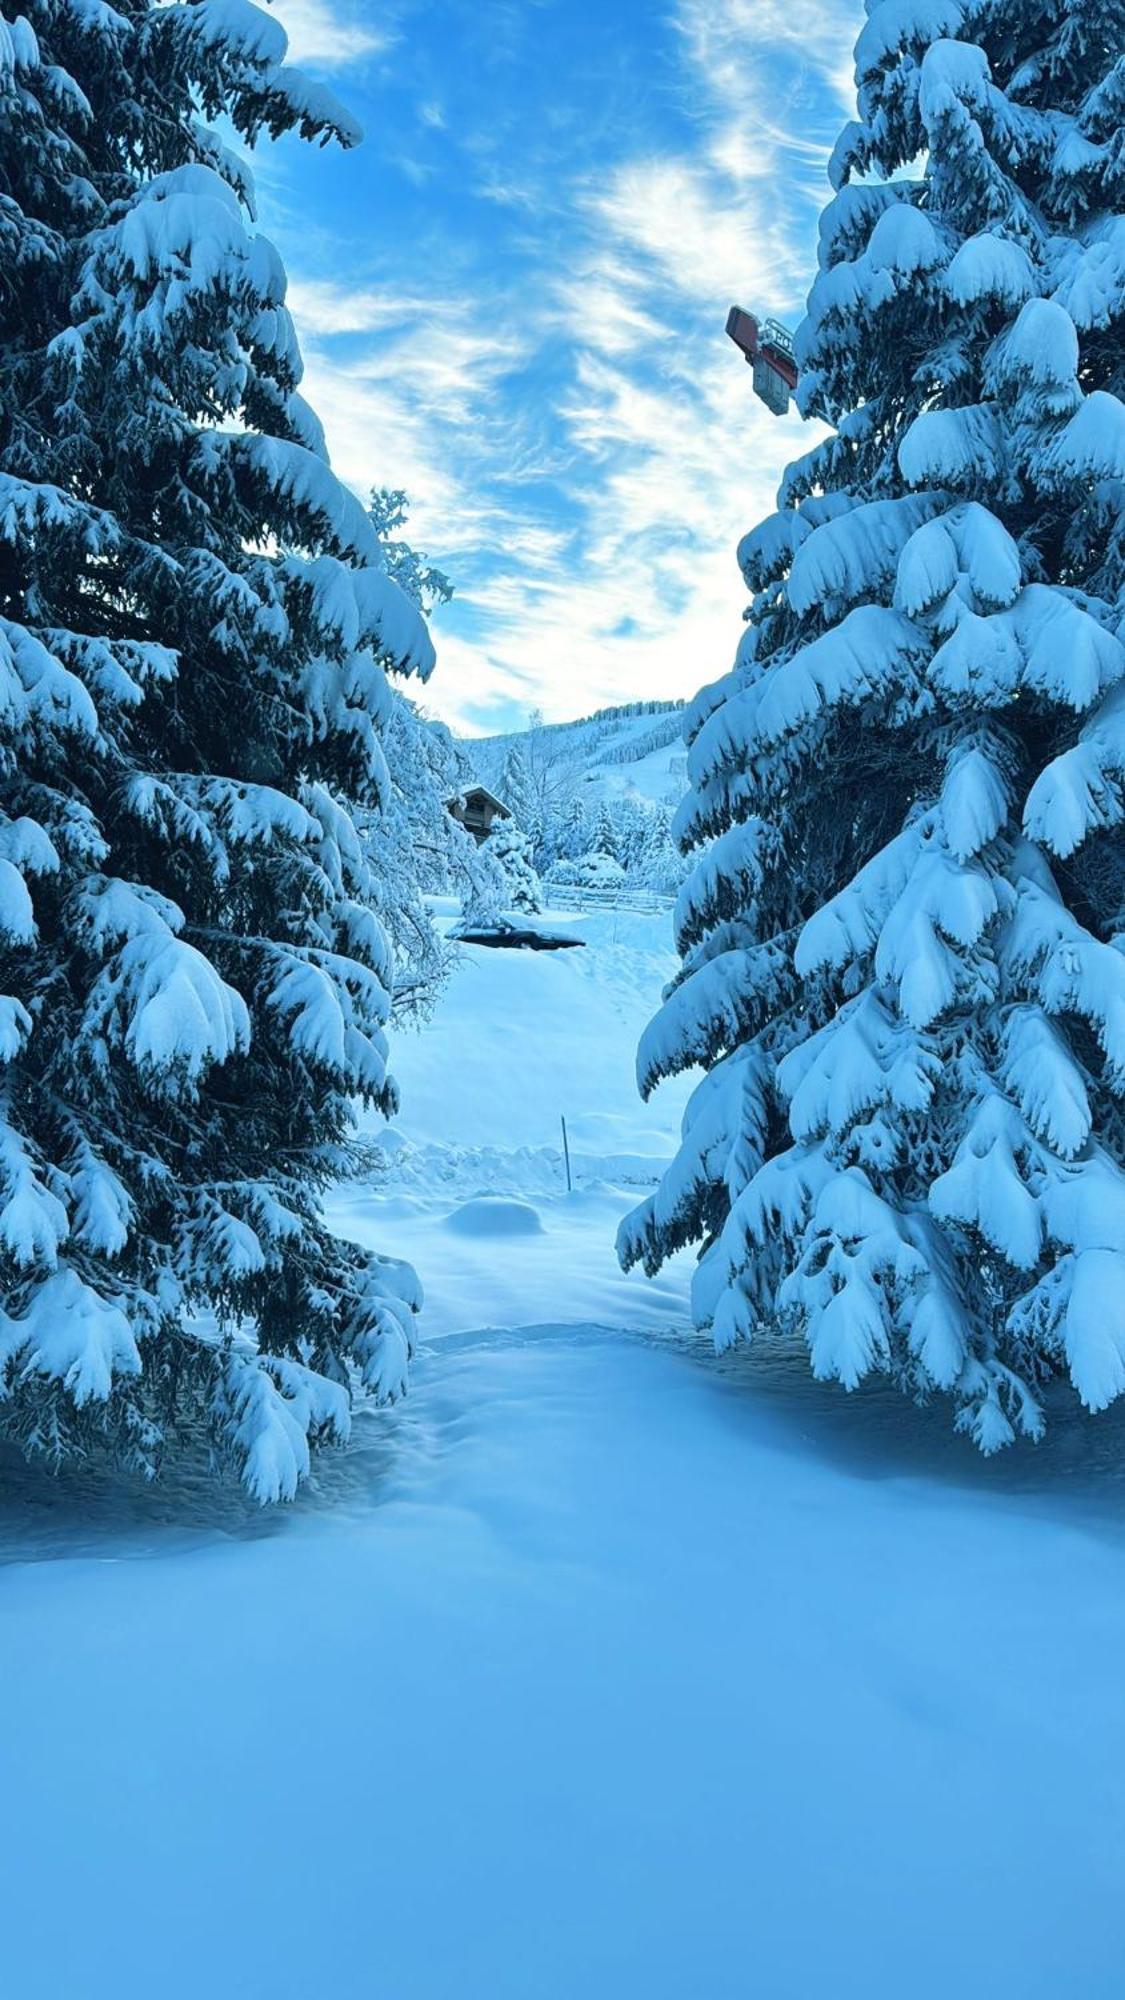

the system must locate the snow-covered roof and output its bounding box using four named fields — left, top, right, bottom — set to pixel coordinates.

left=446, top=785, right=512, bottom=817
